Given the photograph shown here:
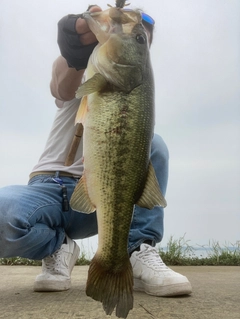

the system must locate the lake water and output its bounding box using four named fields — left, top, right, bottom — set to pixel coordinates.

left=76, top=237, right=238, bottom=259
